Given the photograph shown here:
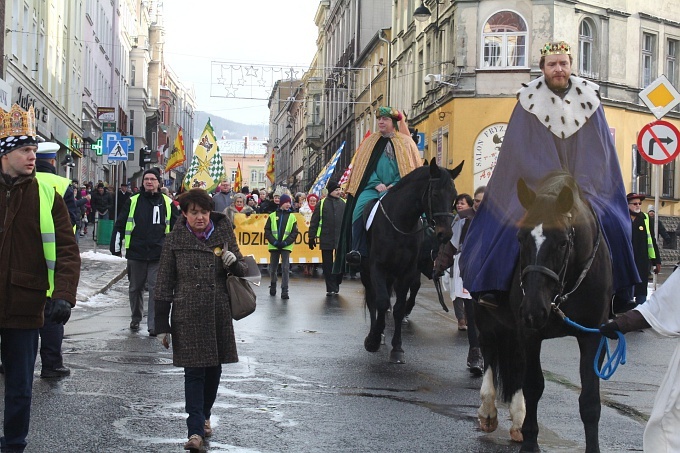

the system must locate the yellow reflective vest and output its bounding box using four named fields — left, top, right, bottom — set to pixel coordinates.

left=35, top=172, right=76, bottom=233
left=124, top=193, right=172, bottom=249
left=36, top=179, right=57, bottom=297
left=268, top=211, right=296, bottom=251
